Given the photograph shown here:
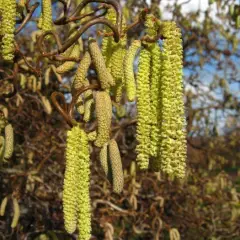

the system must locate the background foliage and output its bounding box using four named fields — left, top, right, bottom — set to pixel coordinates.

left=0, top=0, right=240, bottom=239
